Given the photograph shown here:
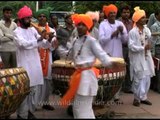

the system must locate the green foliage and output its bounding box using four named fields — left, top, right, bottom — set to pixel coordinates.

left=0, top=1, right=160, bottom=19
left=0, top=1, right=36, bottom=19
